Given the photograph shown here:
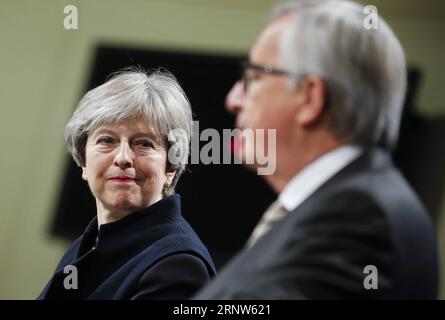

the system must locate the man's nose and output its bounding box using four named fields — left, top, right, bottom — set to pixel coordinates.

left=114, top=141, right=134, bottom=169
left=225, top=80, right=245, bottom=115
